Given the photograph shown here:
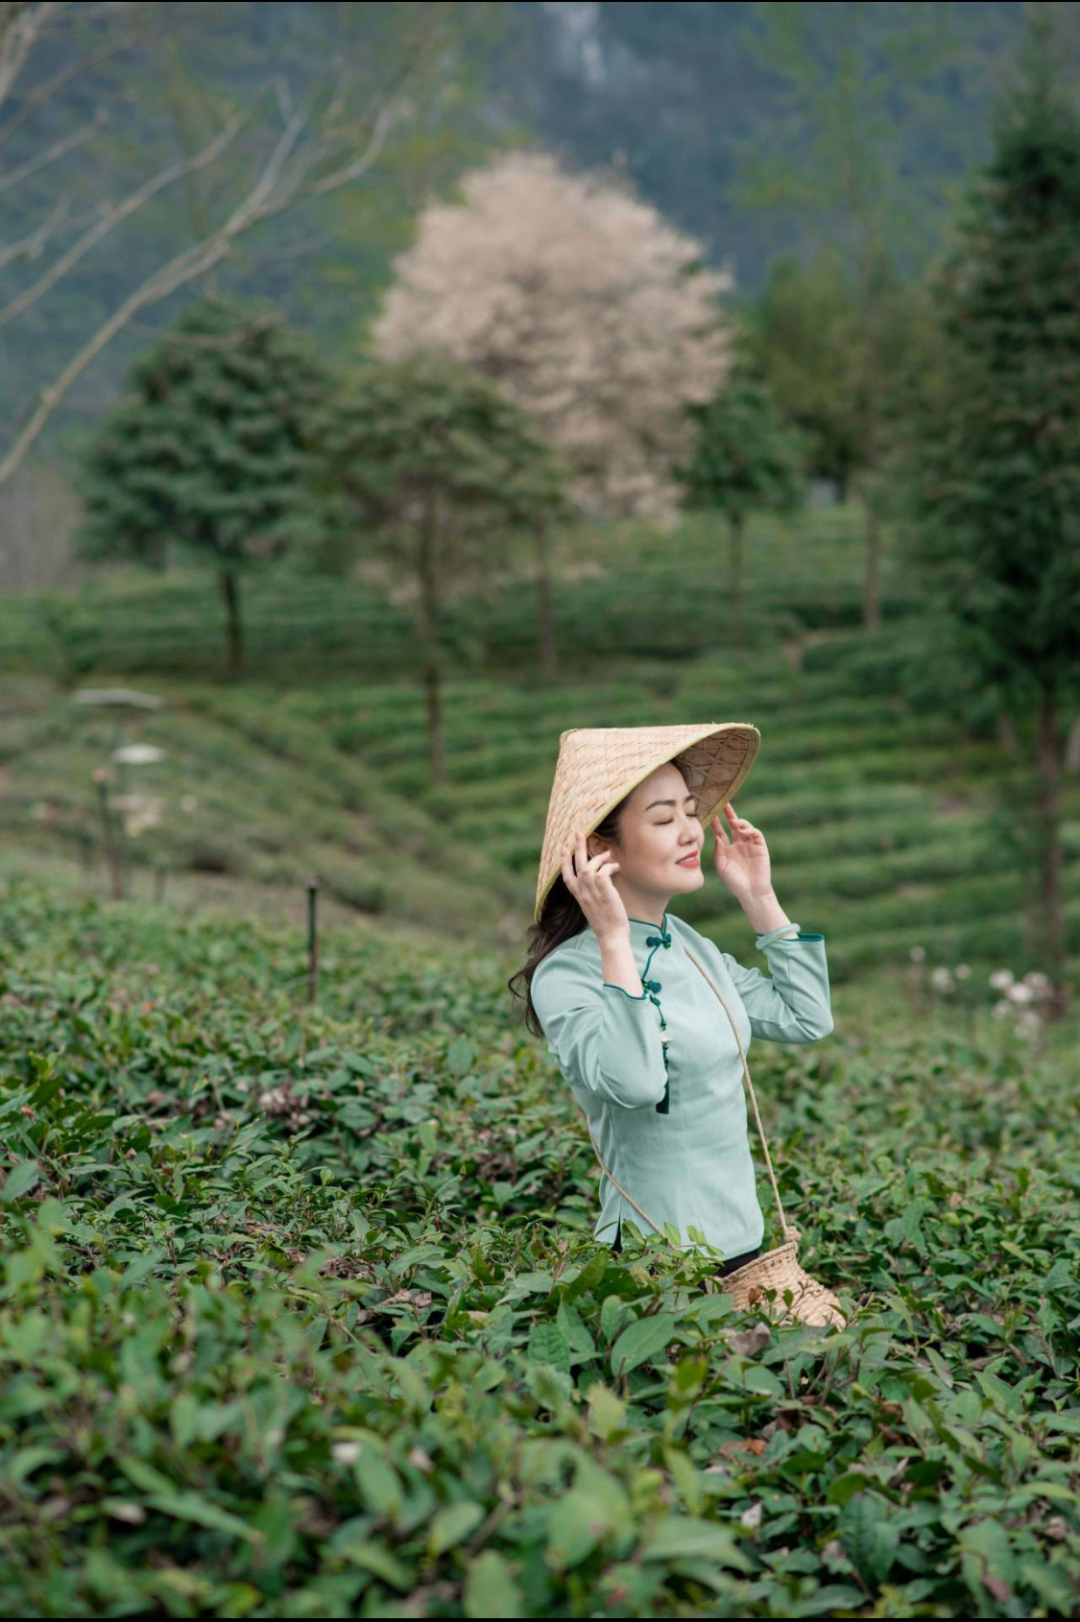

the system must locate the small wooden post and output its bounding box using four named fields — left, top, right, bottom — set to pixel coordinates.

left=154, top=863, right=167, bottom=904
left=93, top=769, right=122, bottom=901
left=307, top=878, right=319, bottom=1003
